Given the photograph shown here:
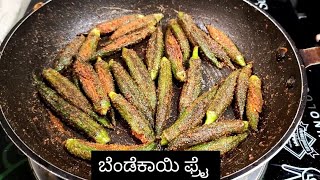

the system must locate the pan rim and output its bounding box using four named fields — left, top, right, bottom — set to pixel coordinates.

left=0, top=0, right=308, bottom=179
